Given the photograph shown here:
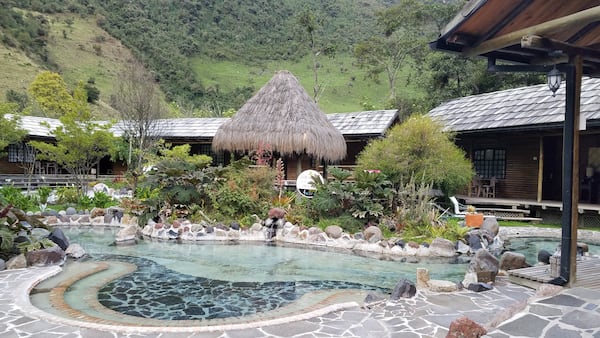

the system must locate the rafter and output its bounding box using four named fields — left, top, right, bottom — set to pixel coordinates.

left=463, top=5, right=600, bottom=57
